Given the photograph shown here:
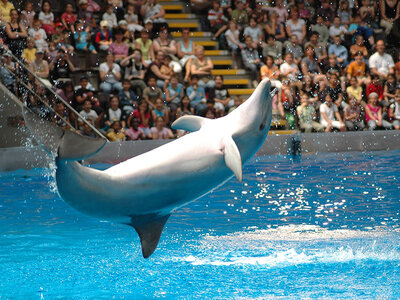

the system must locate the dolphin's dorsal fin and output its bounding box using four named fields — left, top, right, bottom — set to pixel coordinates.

left=130, top=214, right=170, bottom=258
left=222, top=135, right=243, bottom=182
left=171, top=115, right=208, bottom=132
